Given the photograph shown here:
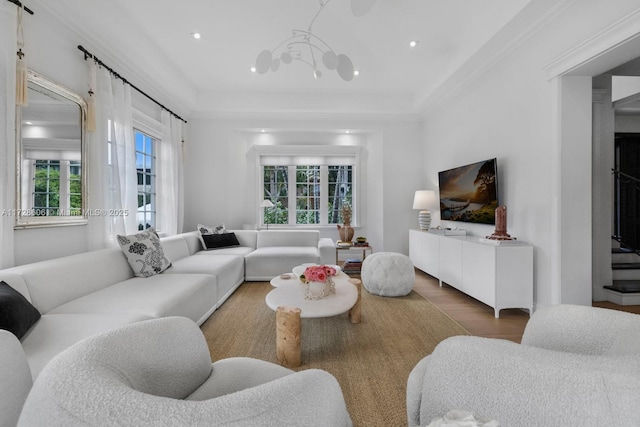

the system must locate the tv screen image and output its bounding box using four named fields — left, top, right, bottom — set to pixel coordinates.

left=438, top=158, right=499, bottom=225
